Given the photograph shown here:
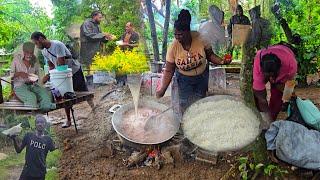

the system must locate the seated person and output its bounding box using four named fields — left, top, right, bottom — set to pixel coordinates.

left=10, top=42, right=56, bottom=112
left=119, top=22, right=139, bottom=50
